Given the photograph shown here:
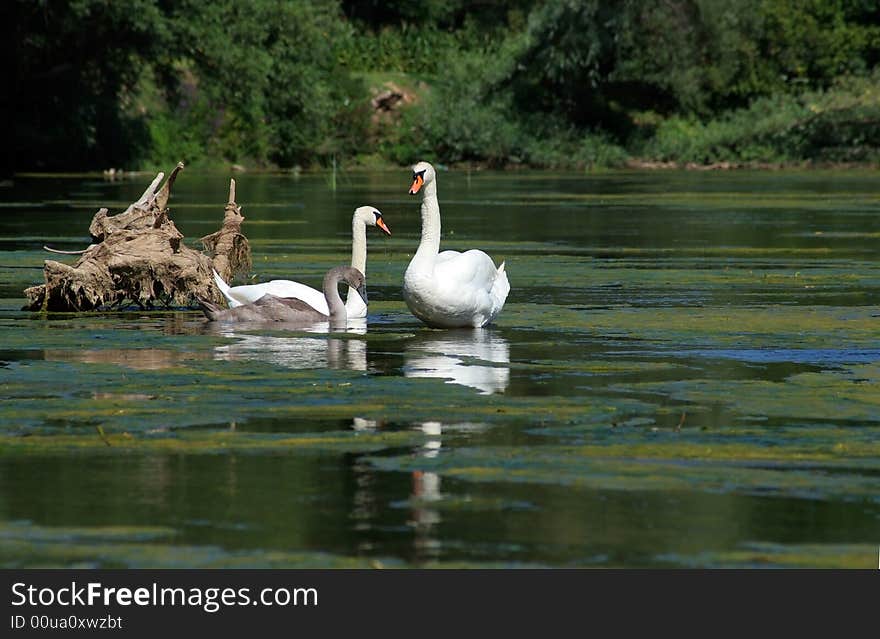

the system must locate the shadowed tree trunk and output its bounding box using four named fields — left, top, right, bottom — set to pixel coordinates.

left=23, top=163, right=251, bottom=311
